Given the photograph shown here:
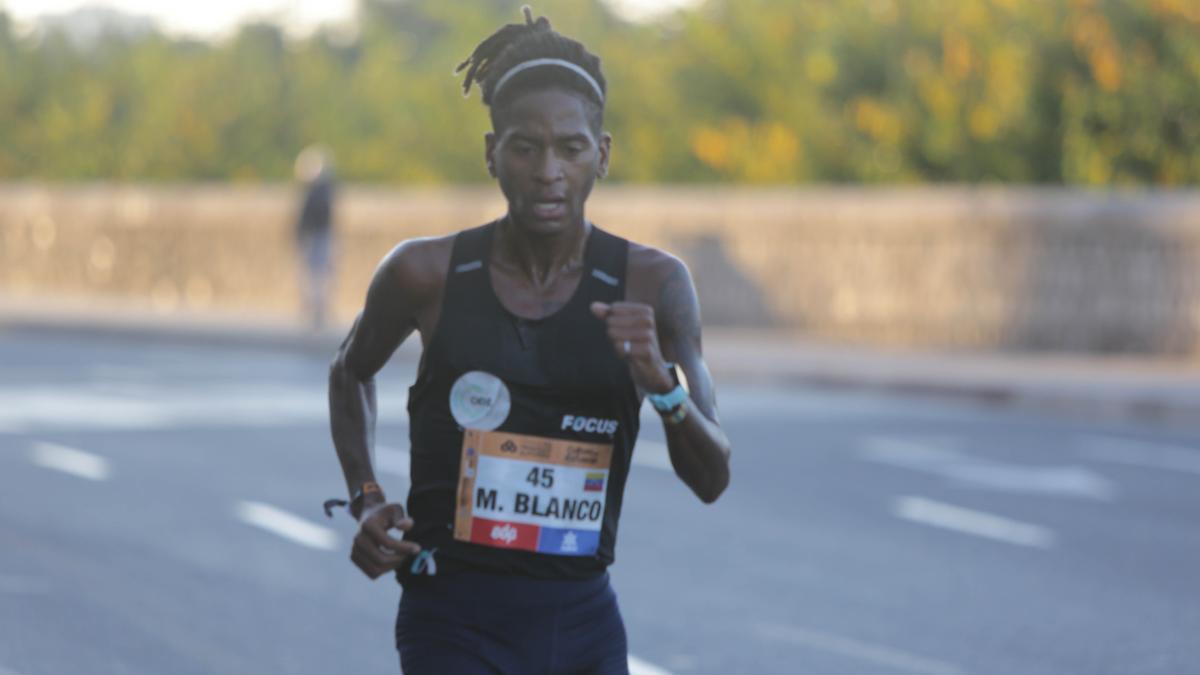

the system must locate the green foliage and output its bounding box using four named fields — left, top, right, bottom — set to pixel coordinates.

left=0, top=0, right=1197, bottom=184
